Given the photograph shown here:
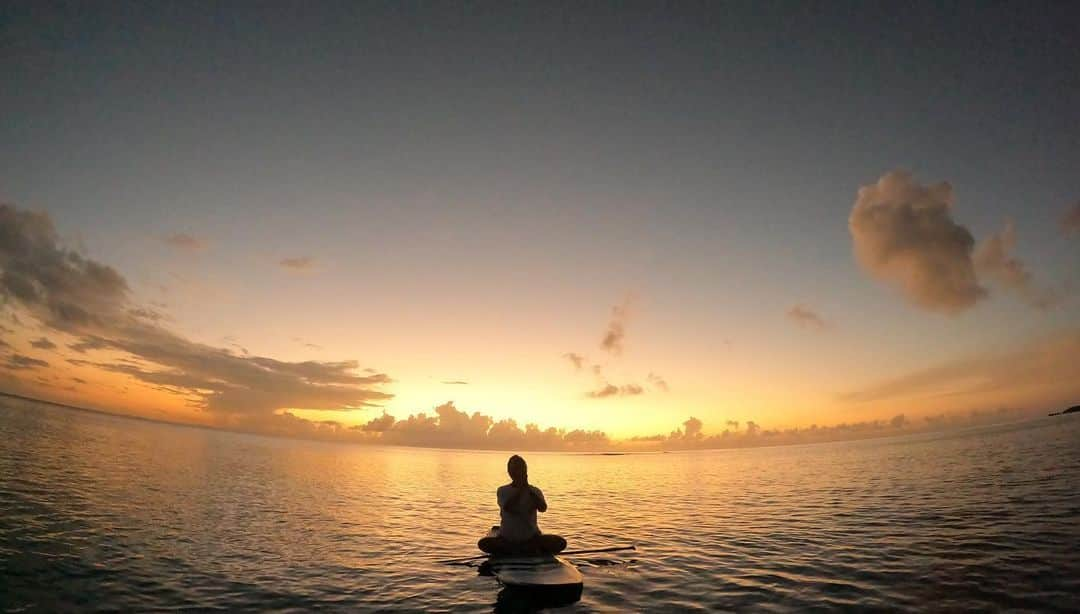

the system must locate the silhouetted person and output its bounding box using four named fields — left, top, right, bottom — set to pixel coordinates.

left=478, top=455, right=567, bottom=555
